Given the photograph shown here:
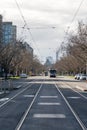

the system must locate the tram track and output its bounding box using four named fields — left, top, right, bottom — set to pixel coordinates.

left=0, top=78, right=37, bottom=108
left=0, top=77, right=87, bottom=129
left=0, top=82, right=42, bottom=130
left=15, top=83, right=43, bottom=130
left=60, top=82, right=87, bottom=100
left=55, top=83, right=87, bottom=130
left=0, top=83, right=33, bottom=109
